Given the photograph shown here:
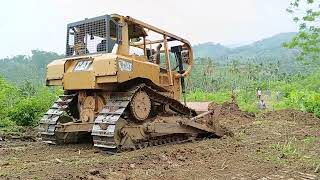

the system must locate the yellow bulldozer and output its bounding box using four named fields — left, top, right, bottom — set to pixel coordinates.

left=39, top=14, right=225, bottom=151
